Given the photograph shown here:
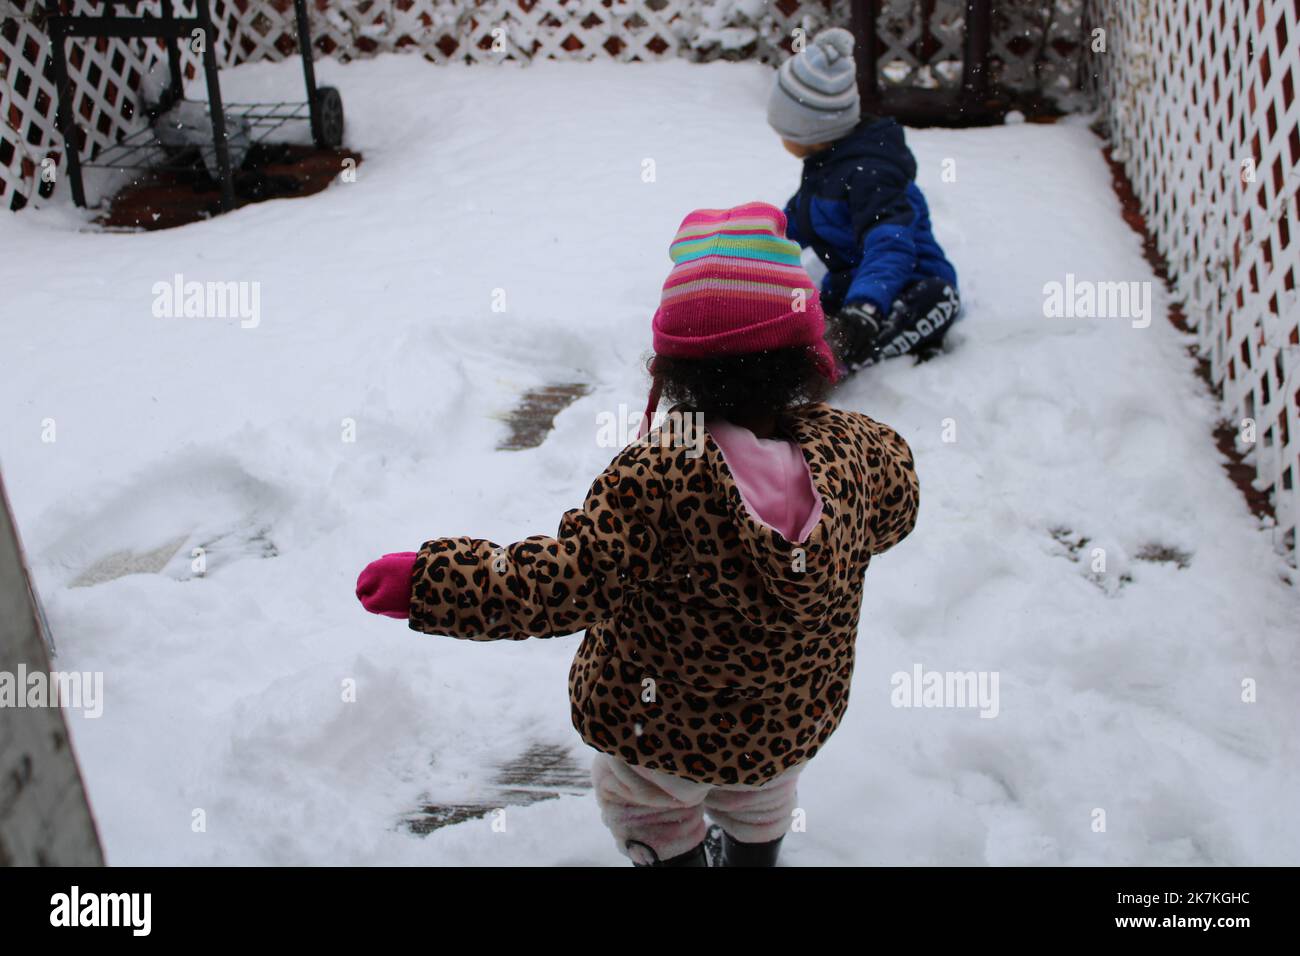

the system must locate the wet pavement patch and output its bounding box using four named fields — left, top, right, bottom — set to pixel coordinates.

left=404, top=743, right=591, bottom=836
left=497, top=383, right=591, bottom=451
